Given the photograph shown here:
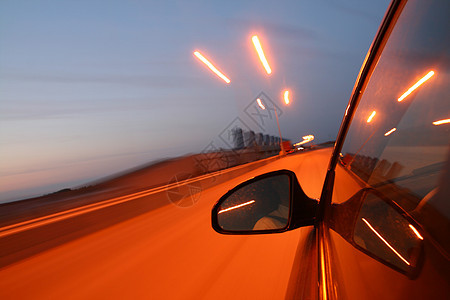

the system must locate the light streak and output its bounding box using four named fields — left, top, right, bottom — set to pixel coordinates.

left=319, top=237, right=328, bottom=300
left=433, top=118, right=450, bottom=126
left=294, top=135, right=314, bottom=146
left=218, top=200, right=255, bottom=214
left=398, top=70, right=435, bottom=102
left=409, top=224, right=424, bottom=240
left=252, top=35, right=272, bottom=74
left=344, top=104, right=350, bottom=117
left=384, top=128, right=397, bottom=136
left=284, top=90, right=290, bottom=104
left=193, top=51, right=231, bottom=83
left=367, top=111, right=376, bottom=123
left=256, top=98, right=266, bottom=110
left=362, top=218, right=410, bottom=266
